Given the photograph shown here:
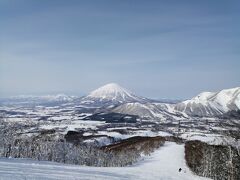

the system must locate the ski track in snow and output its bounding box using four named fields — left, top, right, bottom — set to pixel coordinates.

left=0, top=142, right=210, bottom=180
